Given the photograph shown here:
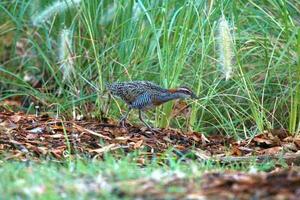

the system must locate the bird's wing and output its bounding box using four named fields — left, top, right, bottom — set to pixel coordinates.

left=139, top=81, right=167, bottom=92
left=131, top=92, right=152, bottom=109
left=107, top=82, right=145, bottom=104
left=107, top=81, right=165, bottom=105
